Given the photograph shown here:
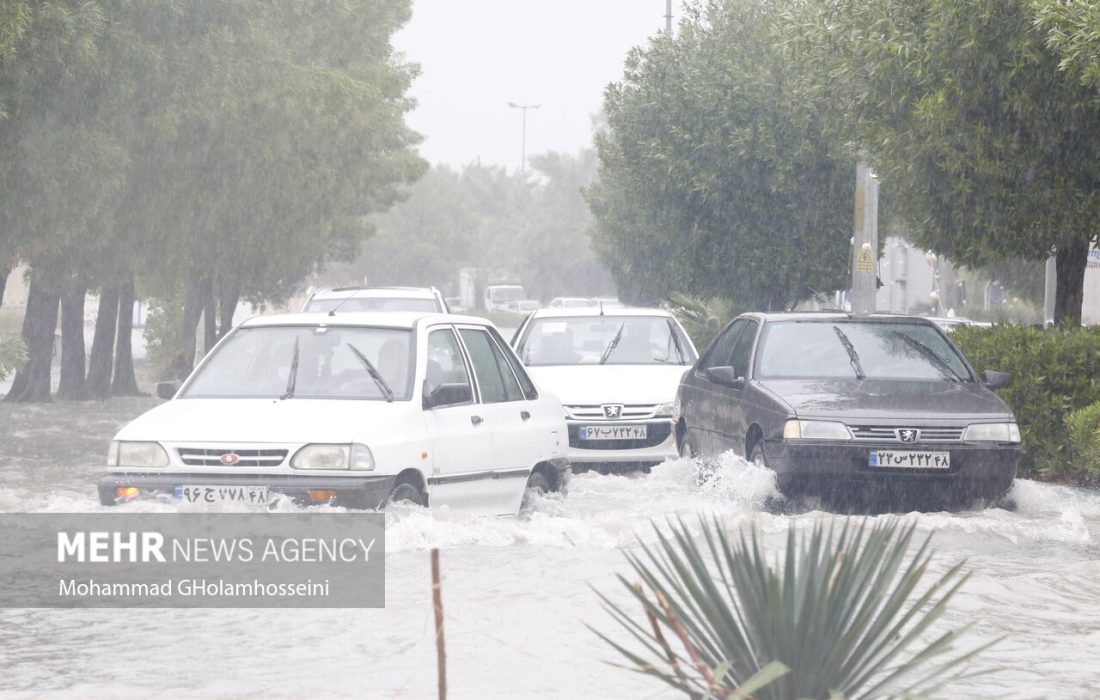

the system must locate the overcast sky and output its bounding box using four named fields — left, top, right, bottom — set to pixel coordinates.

left=393, top=0, right=671, bottom=171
